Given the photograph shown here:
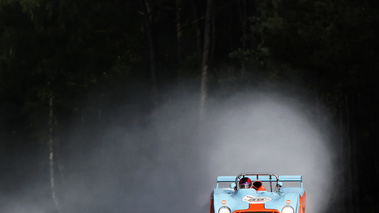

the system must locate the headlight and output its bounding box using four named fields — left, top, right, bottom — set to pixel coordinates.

left=281, top=205, right=294, bottom=213
left=218, top=206, right=231, bottom=213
